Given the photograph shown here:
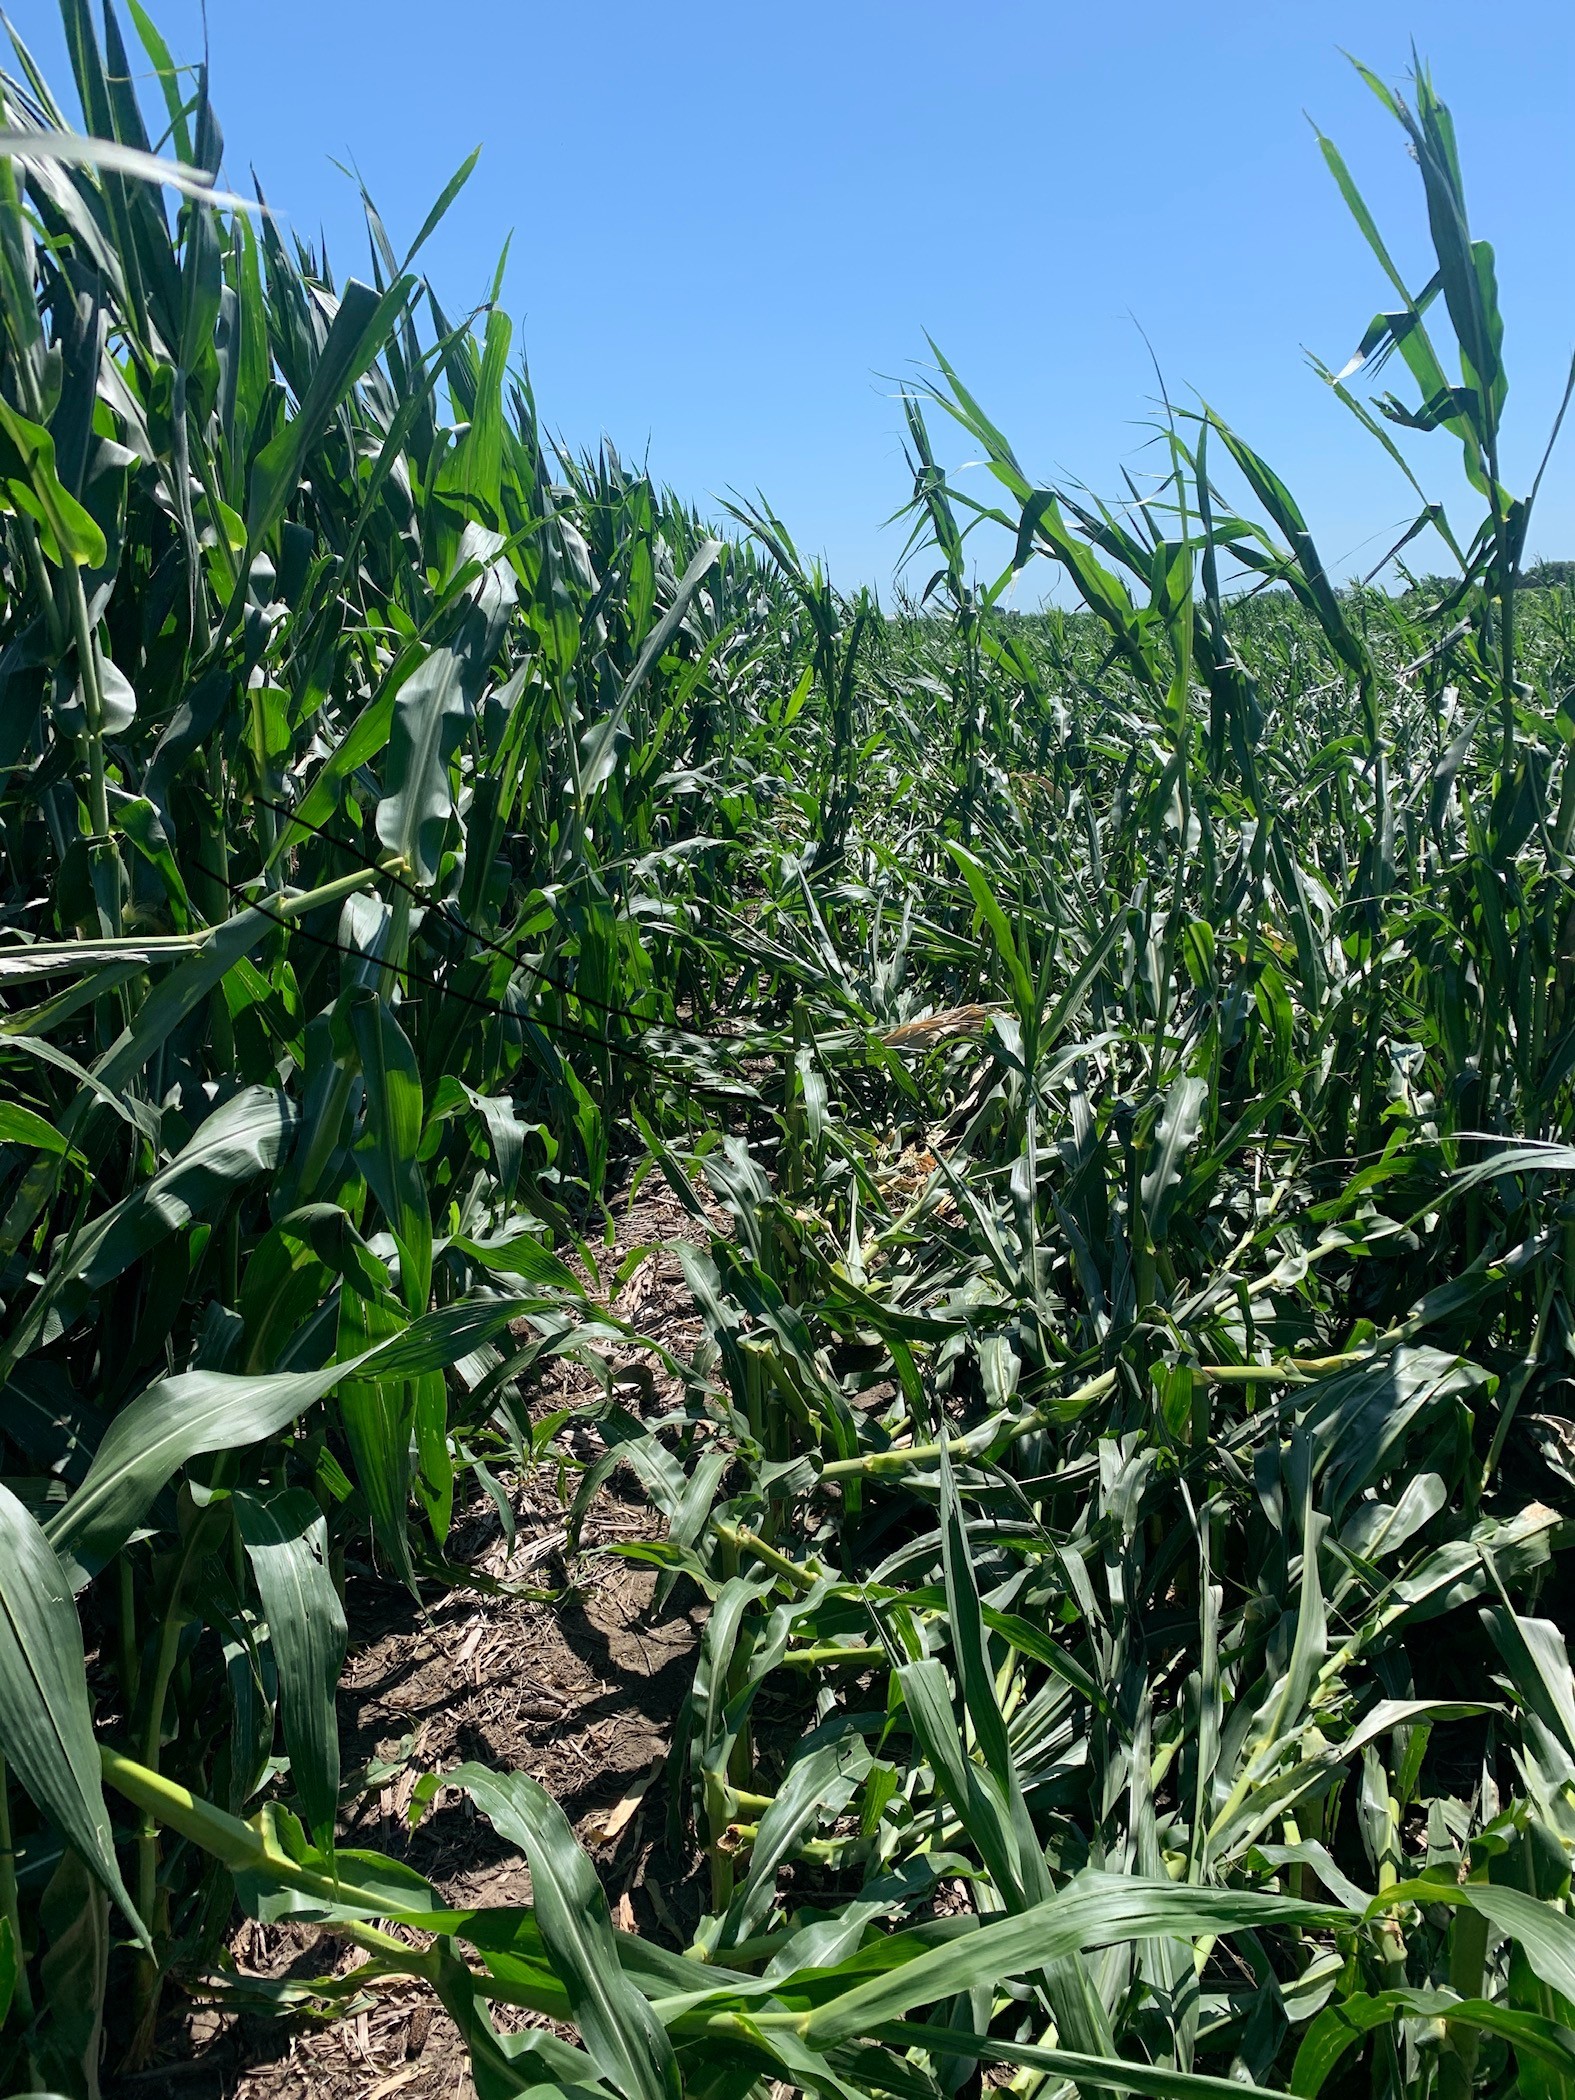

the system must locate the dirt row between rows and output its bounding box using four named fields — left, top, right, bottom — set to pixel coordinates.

left=122, top=1174, right=722, bottom=2100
